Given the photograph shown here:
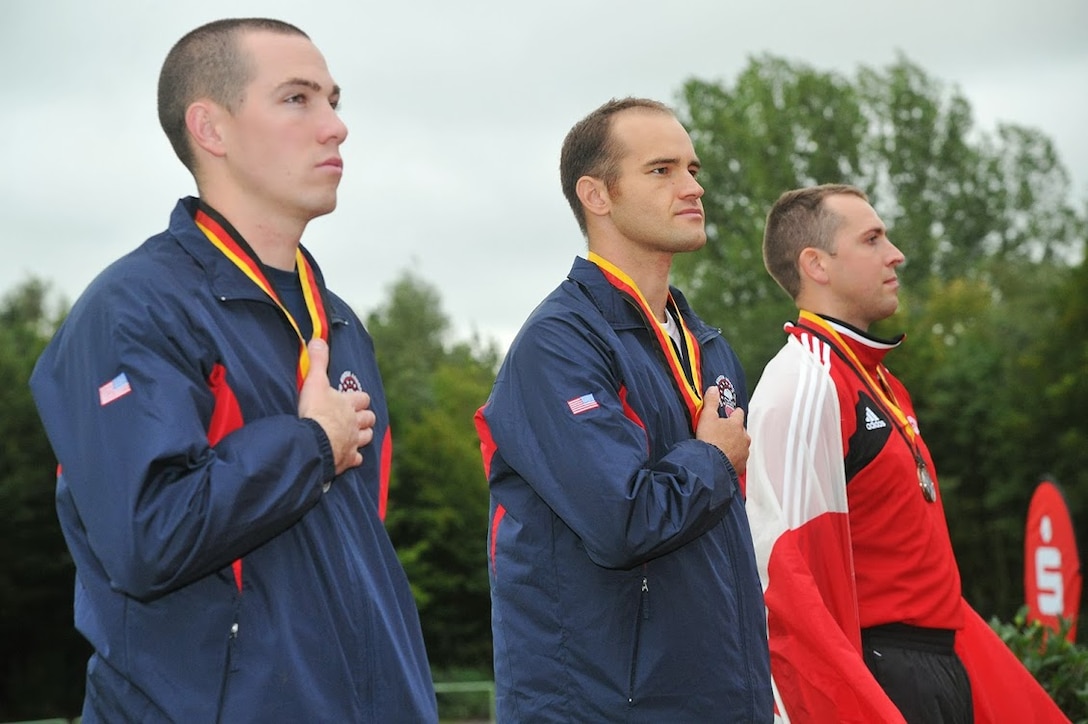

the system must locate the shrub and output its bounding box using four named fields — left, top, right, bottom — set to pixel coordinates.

left=990, top=607, right=1088, bottom=722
